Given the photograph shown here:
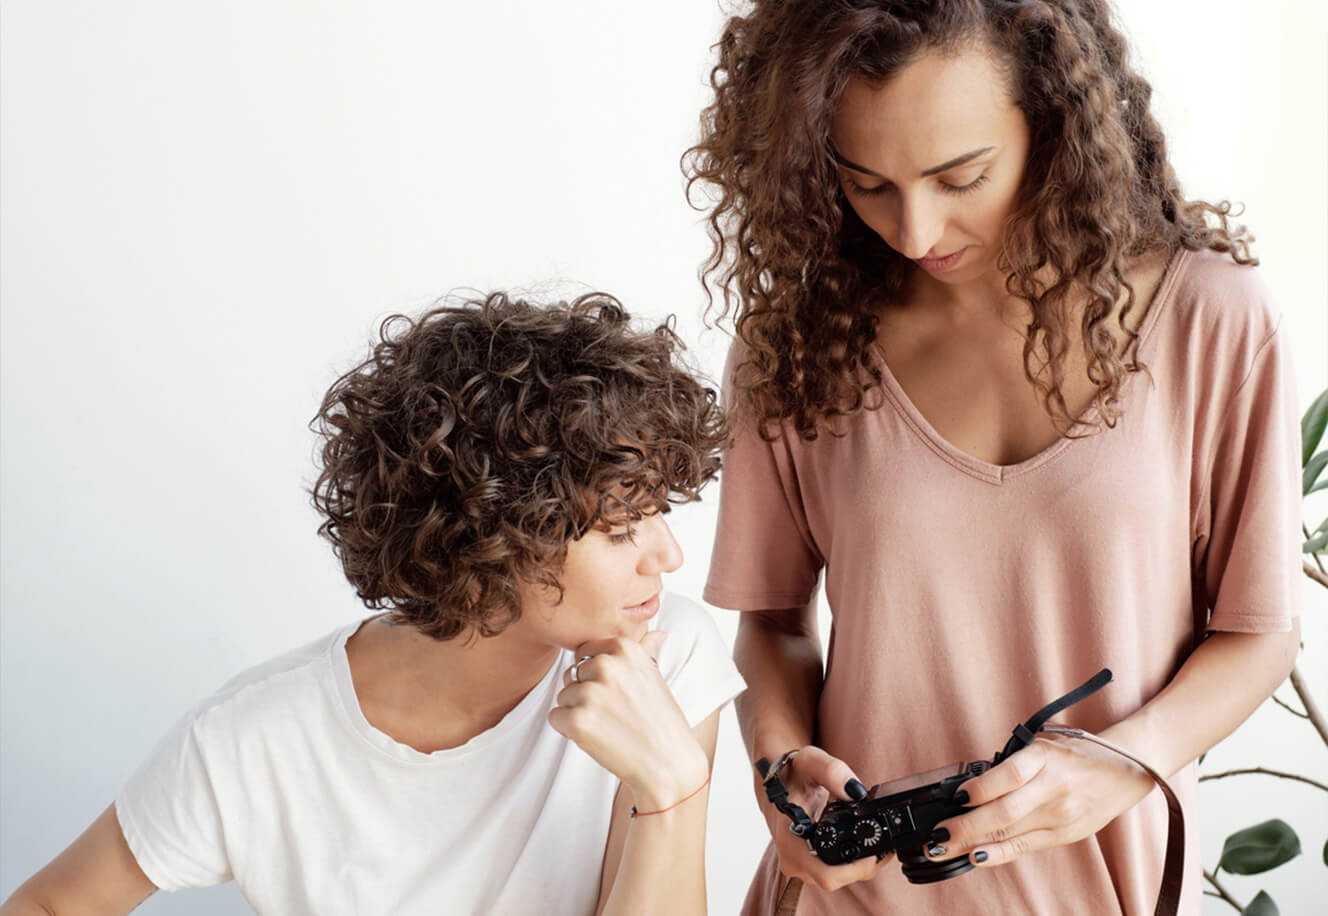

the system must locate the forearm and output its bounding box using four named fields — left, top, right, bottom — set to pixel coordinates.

left=0, top=892, right=56, bottom=916
left=599, top=790, right=709, bottom=916
left=733, top=604, right=824, bottom=761
left=1101, top=623, right=1302, bottom=777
